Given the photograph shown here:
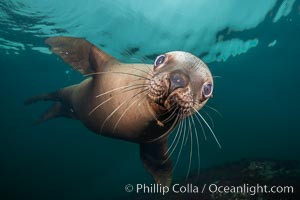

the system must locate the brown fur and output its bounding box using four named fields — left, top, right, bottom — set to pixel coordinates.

left=25, top=36, right=213, bottom=186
